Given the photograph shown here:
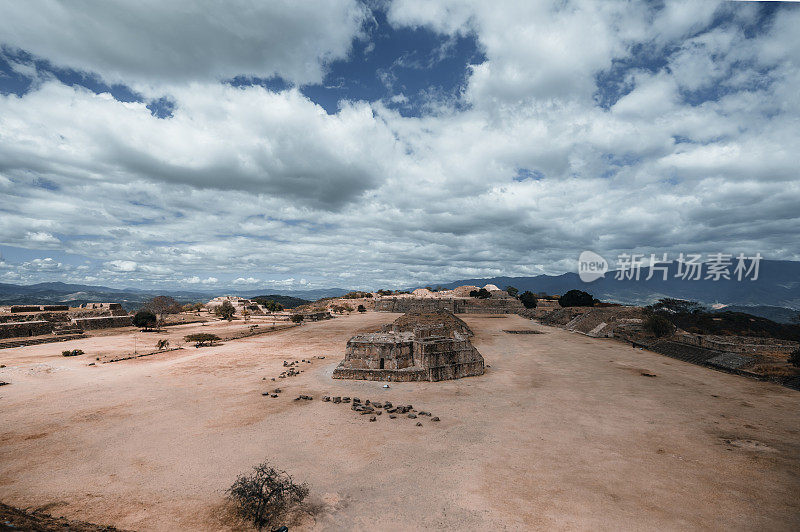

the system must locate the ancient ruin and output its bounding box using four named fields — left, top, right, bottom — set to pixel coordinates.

left=373, top=284, right=524, bottom=314
left=332, top=310, right=484, bottom=381
left=0, top=303, right=131, bottom=346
